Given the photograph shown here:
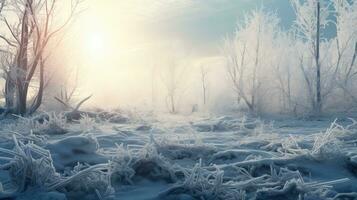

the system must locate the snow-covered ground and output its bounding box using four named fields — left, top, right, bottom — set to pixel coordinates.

left=1, top=111, right=357, bottom=200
